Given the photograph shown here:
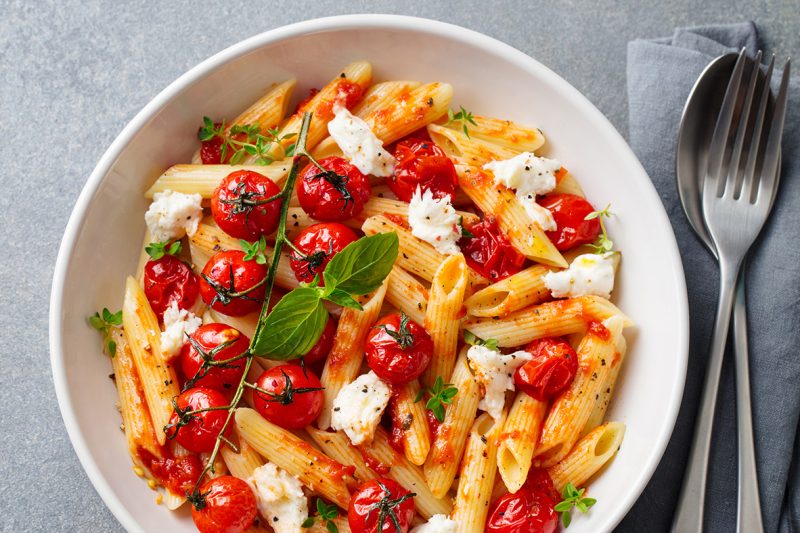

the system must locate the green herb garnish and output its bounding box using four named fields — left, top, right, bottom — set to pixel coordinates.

left=554, top=482, right=597, bottom=527
left=463, top=330, right=499, bottom=351
left=198, top=116, right=297, bottom=165
left=88, top=308, right=123, bottom=357
left=416, top=376, right=458, bottom=422
left=584, top=204, right=615, bottom=253
left=240, top=236, right=269, bottom=265
left=301, top=499, right=340, bottom=532
left=447, top=106, right=478, bottom=138
left=145, top=240, right=182, bottom=260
